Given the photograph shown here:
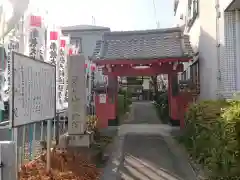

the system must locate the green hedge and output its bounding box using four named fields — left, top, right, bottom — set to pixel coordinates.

left=154, top=92, right=169, bottom=123
left=179, top=100, right=240, bottom=179
left=117, top=94, right=125, bottom=117
left=117, top=89, right=132, bottom=118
